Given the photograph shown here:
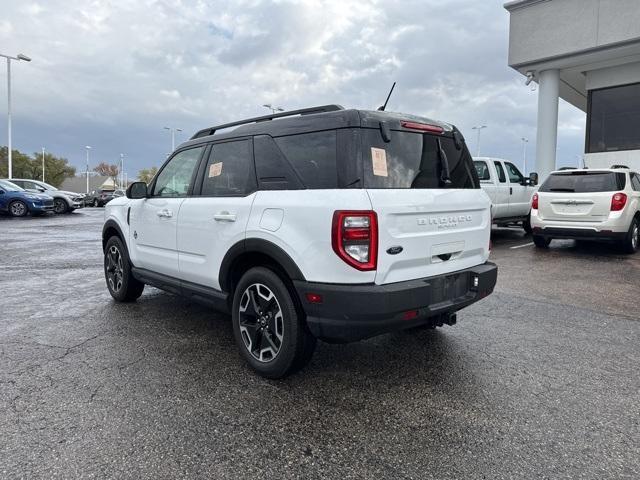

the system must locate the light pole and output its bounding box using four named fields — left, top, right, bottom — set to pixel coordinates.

left=164, top=126, right=182, bottom=152
left=472, top=125, right=487, bottom=157
left=521, top=137, right=529, bottom=174
left=85, top=146, right=91, bottom=193
left=1, top=52, right=31, bottom=179
left=263, top=104, right=284, bottom=114
left=42, top=147, right=45, bottom=182
left=119, top=153, right=124, bottom=189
